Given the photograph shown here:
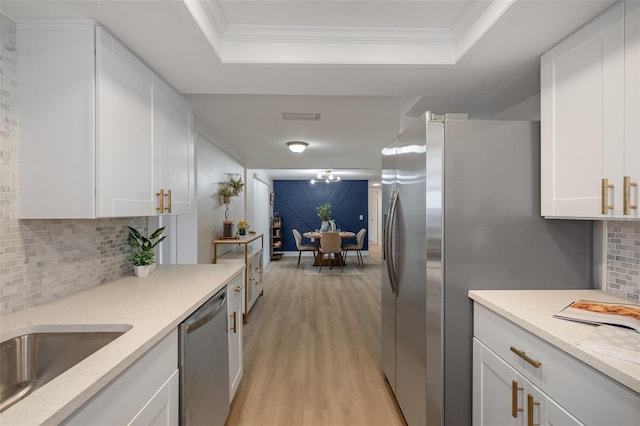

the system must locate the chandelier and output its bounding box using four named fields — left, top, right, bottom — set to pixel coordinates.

left=311, top=170, right=341, bottom=184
